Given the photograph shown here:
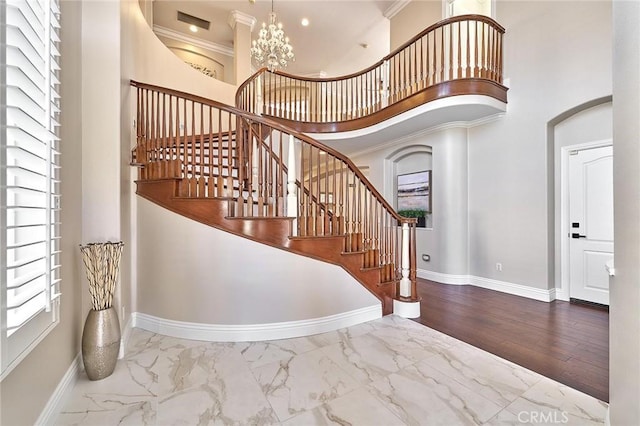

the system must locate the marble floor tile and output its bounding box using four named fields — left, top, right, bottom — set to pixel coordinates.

left=281, top=387, right=404, bottom=426
left=56, top=316, right=607, bottom=426
left=157, top=369, right=278, bottom=426
left=421, top=344, right=543, bottom=407
left=251, top=348, right=361, bottom=422
left=366, top=319, right=459, bottom=363
left=307, top=317, right=391, bottom=347
left=234, top=336, right=320, bottom=369
left=57, top=399, right=157, bottom=426
left=320, top=333, right=415, bottom=384
left=500, top=377, right=608, bottom=426
left=58, top=360, right=158, bottom=416
left=370, top=362, right=504, bottom=425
